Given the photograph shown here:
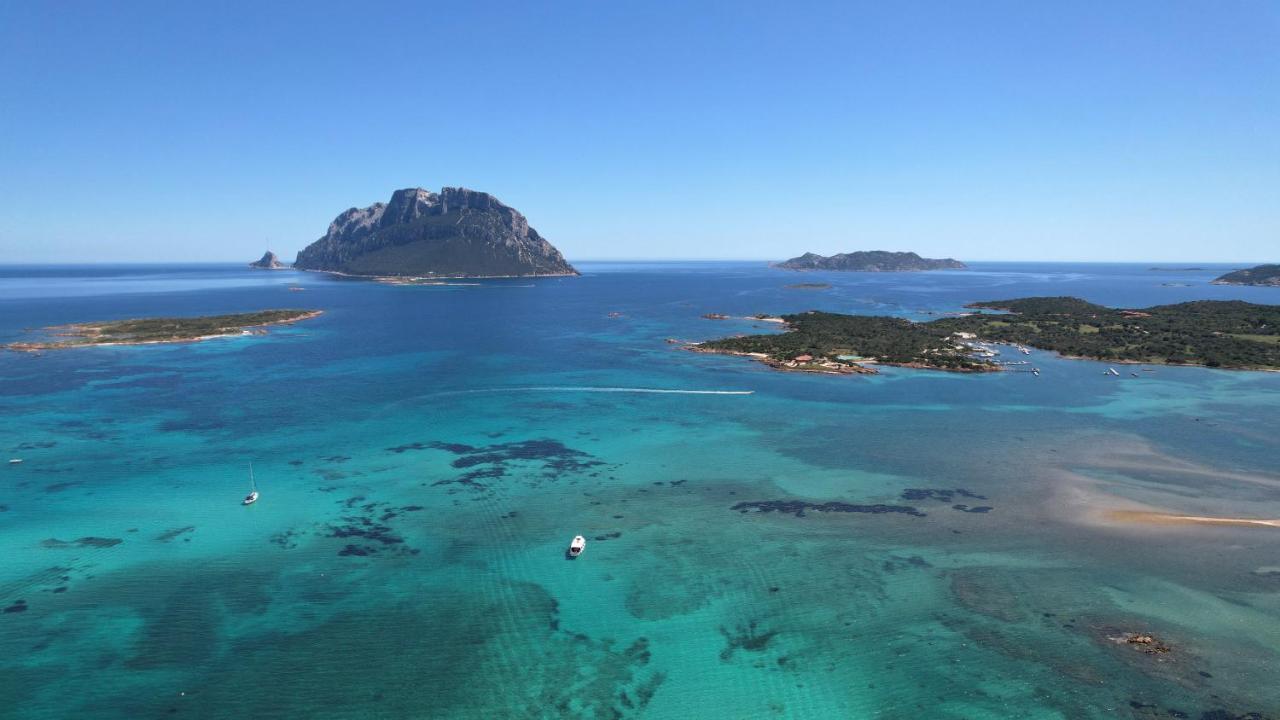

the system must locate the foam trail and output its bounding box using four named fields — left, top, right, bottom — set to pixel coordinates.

left=440, top=386, right=754, bottom=396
